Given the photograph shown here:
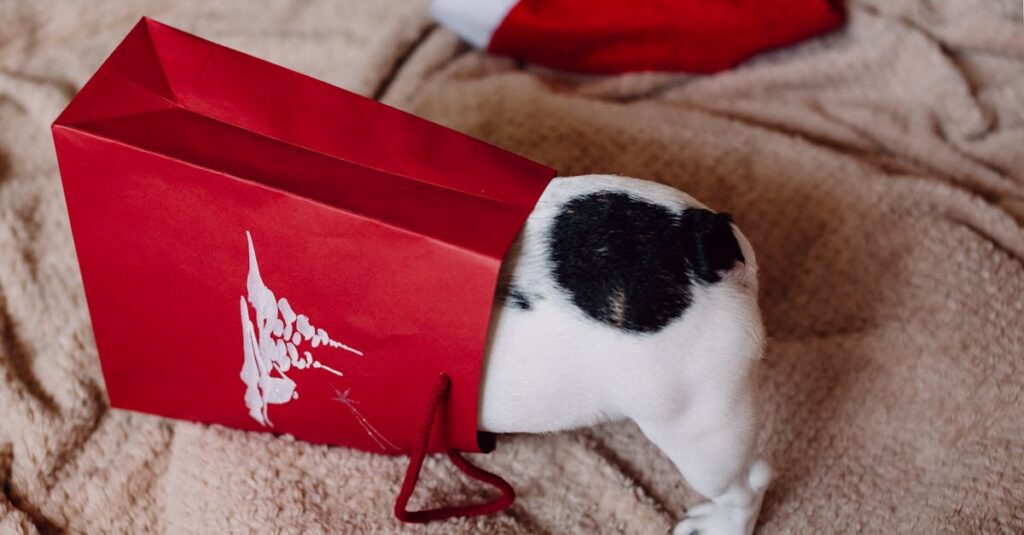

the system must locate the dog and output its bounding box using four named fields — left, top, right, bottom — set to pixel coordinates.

left=478, top=175, right=770, bottom=535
